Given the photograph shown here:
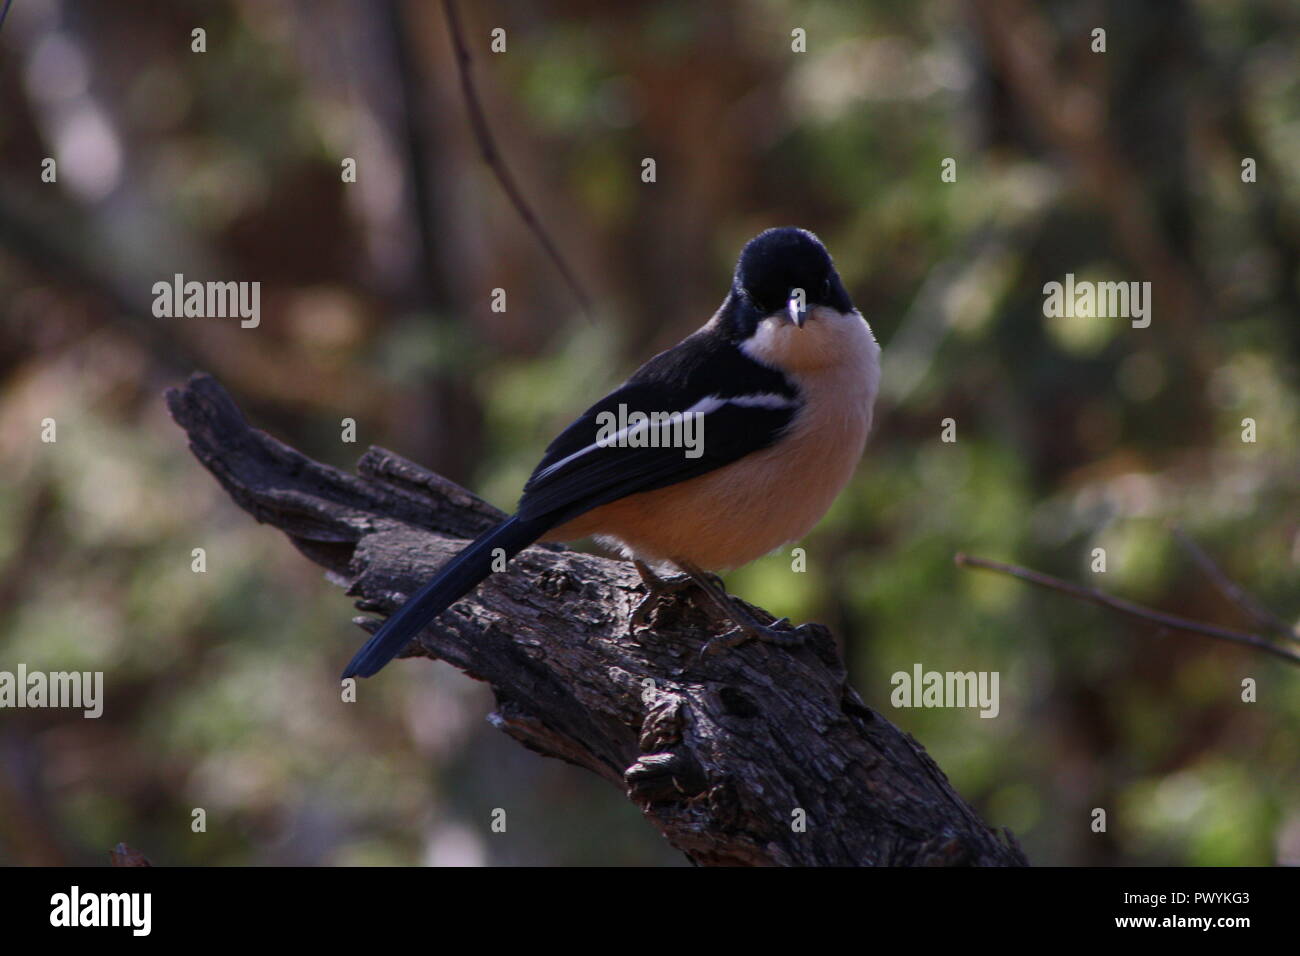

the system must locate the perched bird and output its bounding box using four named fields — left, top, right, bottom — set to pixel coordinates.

left=343, top=227, right=882, bottom=678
